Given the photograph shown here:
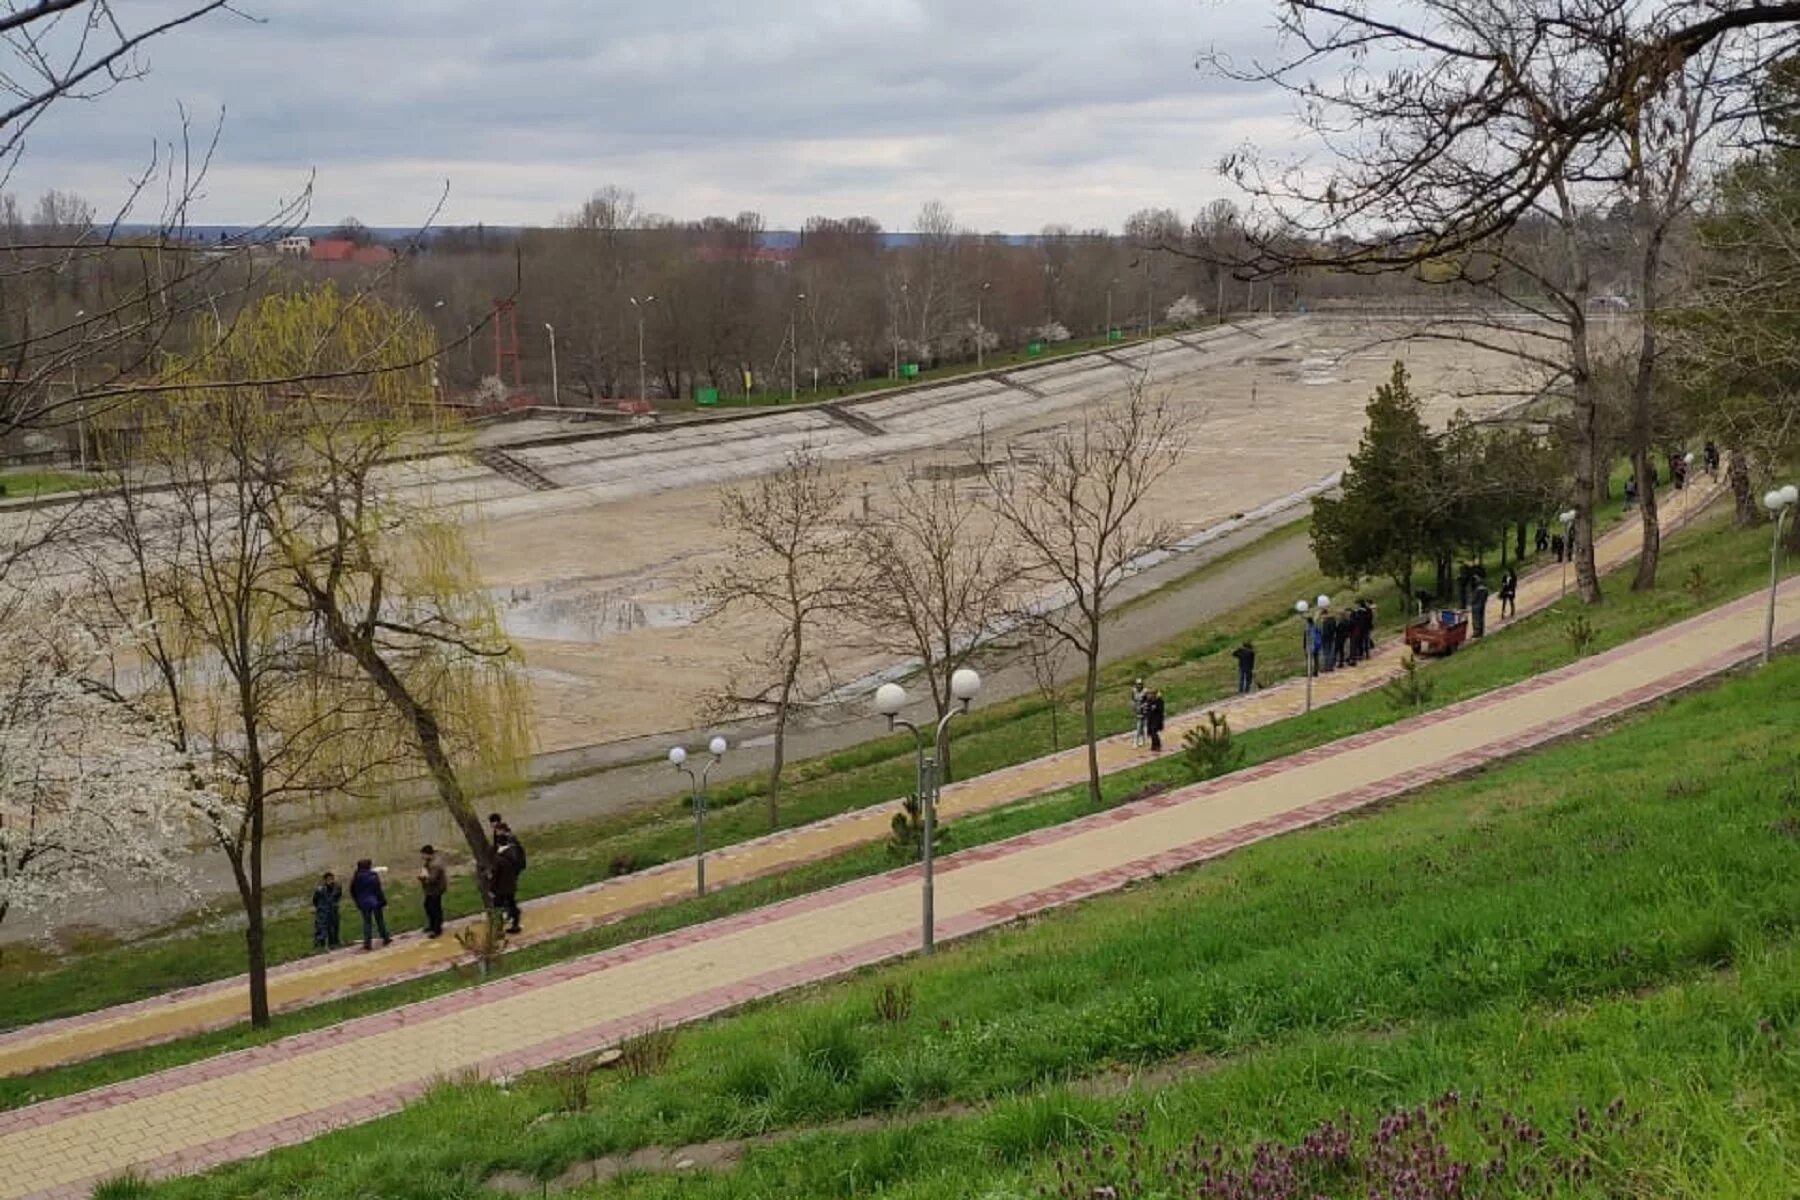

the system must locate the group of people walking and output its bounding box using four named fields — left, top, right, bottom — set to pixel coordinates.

left=308, top=813, right=528, bottom=952
left=1303, top=598, right=1379, bottom=674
